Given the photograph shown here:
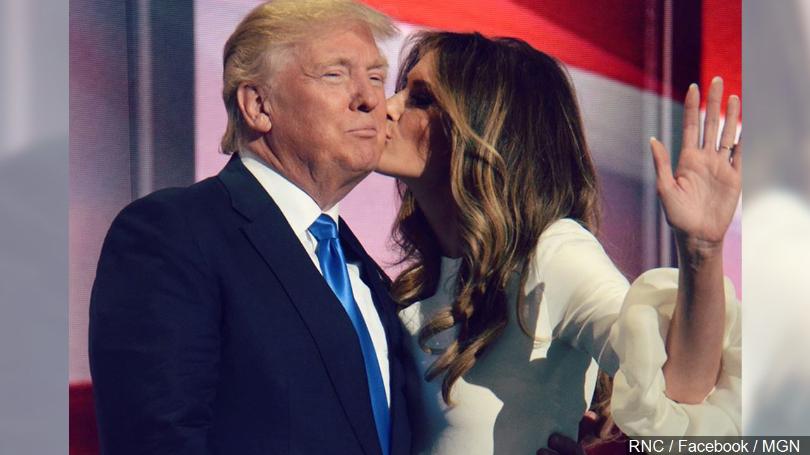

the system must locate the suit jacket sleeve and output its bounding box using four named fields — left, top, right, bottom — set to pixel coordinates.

left=89, top=191, right=220, bottom=454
